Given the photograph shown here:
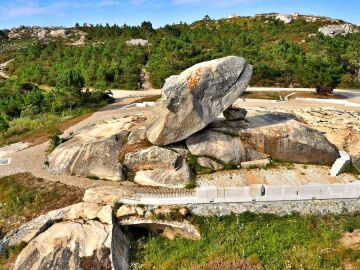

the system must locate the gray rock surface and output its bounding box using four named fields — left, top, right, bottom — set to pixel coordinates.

left=186, top=130, right=265, bottom=165
left=134, top=165, right=193, bottom=188
left=223, top=107, right=247, bottom=120
left=47, top=117, right=138, bottom=181
left=346, top=133, right=360, bottom=173
left=124, top=146, right=193, bottom=187
left=197, top=157, right=224, bottom=170
left=3, top=202, right=130, bottom=270
left=146, top=56, right=253, bottom=145
left=124, top=146, right=184, bottom=171
left=210, top=113, right=339, bottom=165
left=13, top=220, right=129, bottom=270
left=318, top=24, right=358, bottom=37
